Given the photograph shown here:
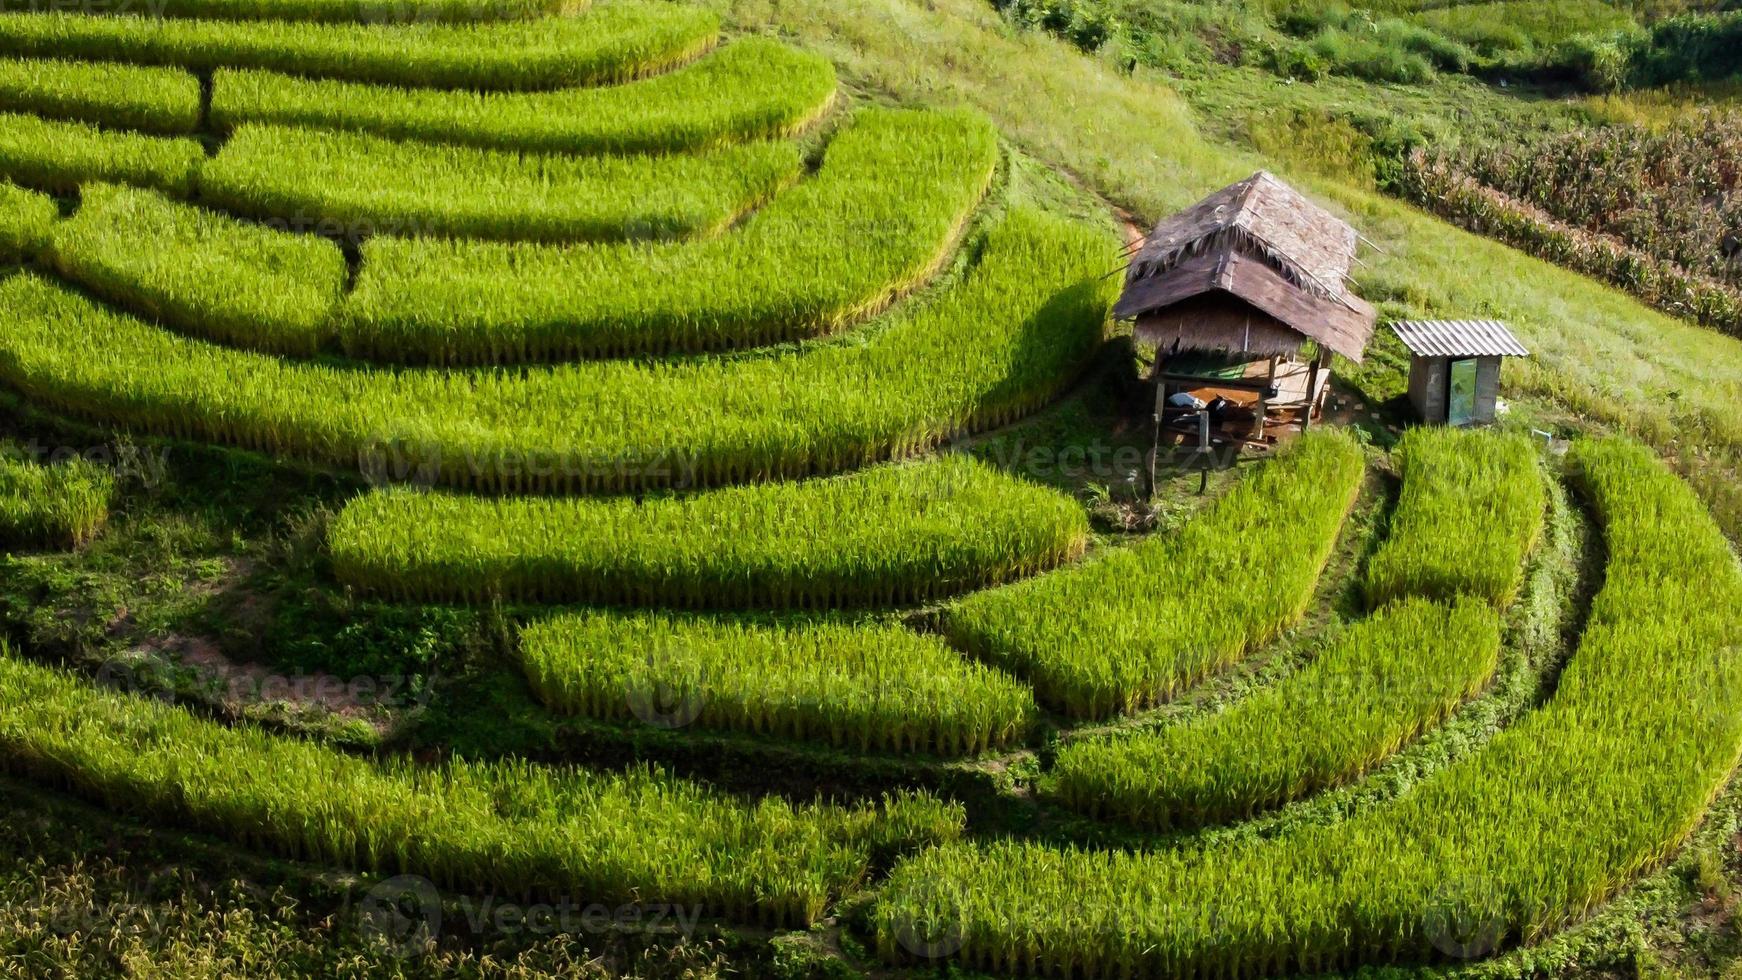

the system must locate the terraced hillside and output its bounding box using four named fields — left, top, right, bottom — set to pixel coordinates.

left=0, top=0, right=1739, bottom=976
